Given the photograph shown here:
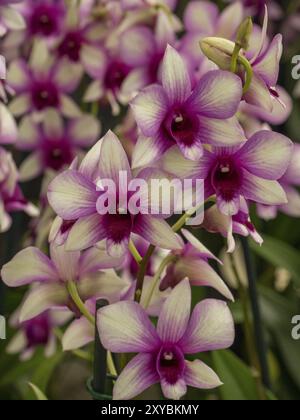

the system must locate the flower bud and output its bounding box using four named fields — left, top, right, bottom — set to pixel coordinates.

left=236, top=17, right=253, bottom=50
left=200, top=37, right=236, bottom=70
